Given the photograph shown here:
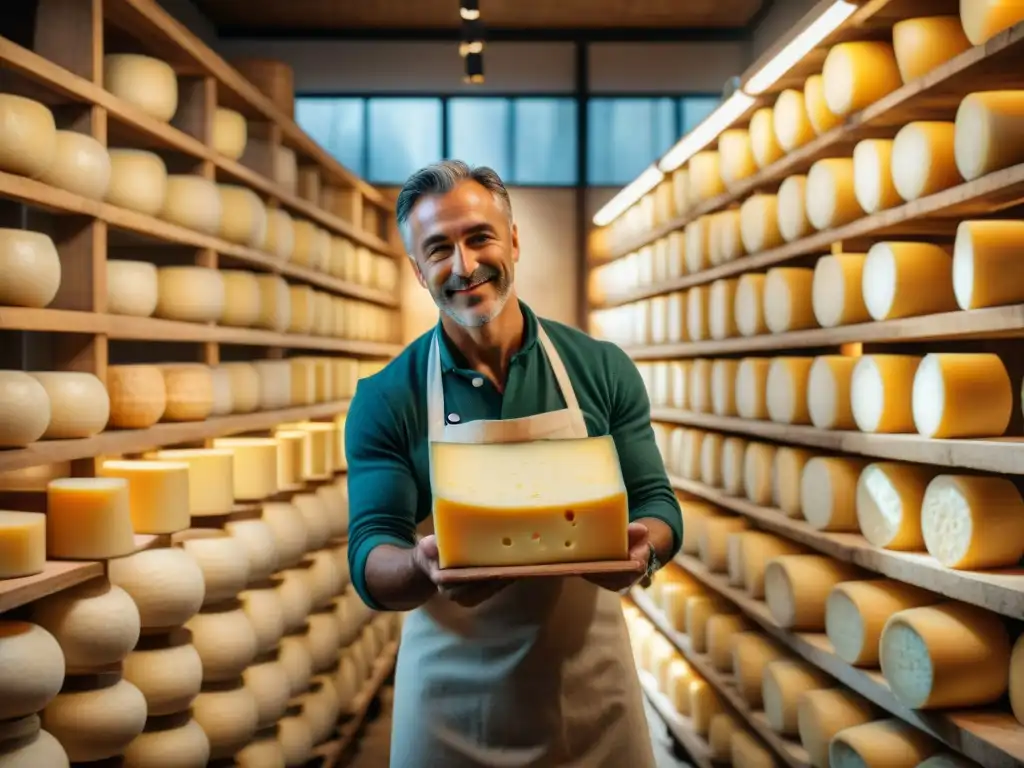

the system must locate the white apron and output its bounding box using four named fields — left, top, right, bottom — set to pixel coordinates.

left=389, top=325, right=655, bottom=768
